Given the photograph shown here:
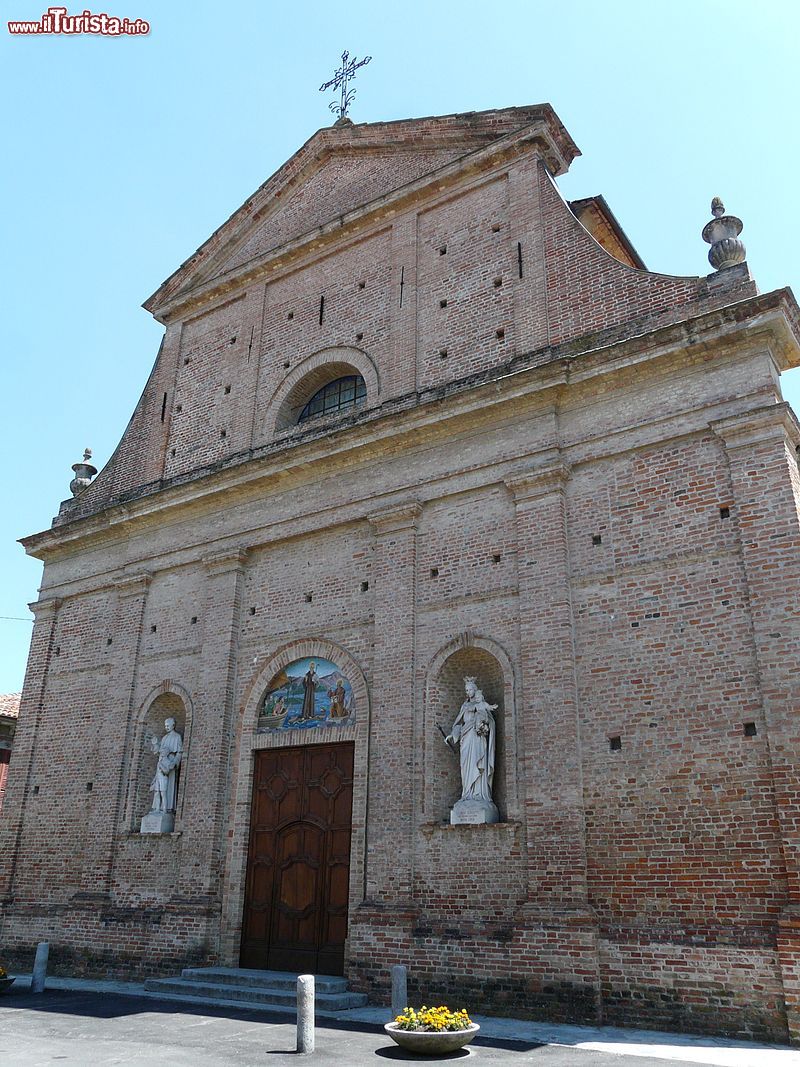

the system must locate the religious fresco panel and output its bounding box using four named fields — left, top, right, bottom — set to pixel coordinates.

left=257, top=657, right=355, bottom=733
